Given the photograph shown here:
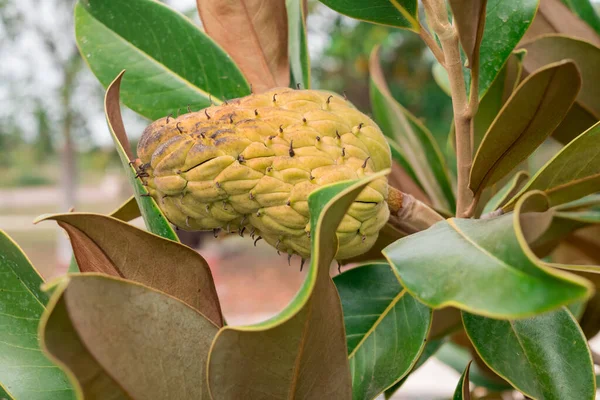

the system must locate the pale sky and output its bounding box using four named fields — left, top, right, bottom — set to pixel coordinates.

left=0, top=0, right=335, bottom=148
